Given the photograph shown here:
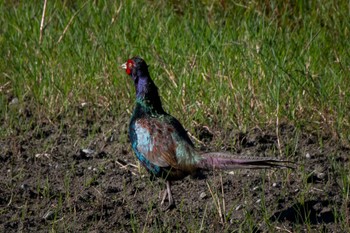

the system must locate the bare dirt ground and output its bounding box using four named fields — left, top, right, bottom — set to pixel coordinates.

left=1, top=103, right=349, bottom=232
